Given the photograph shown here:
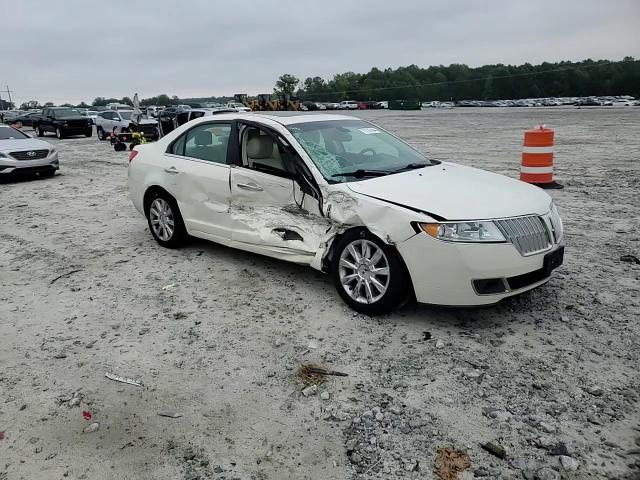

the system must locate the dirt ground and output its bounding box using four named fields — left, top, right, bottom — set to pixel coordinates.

left=1, top=107, right=639, bottom=480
